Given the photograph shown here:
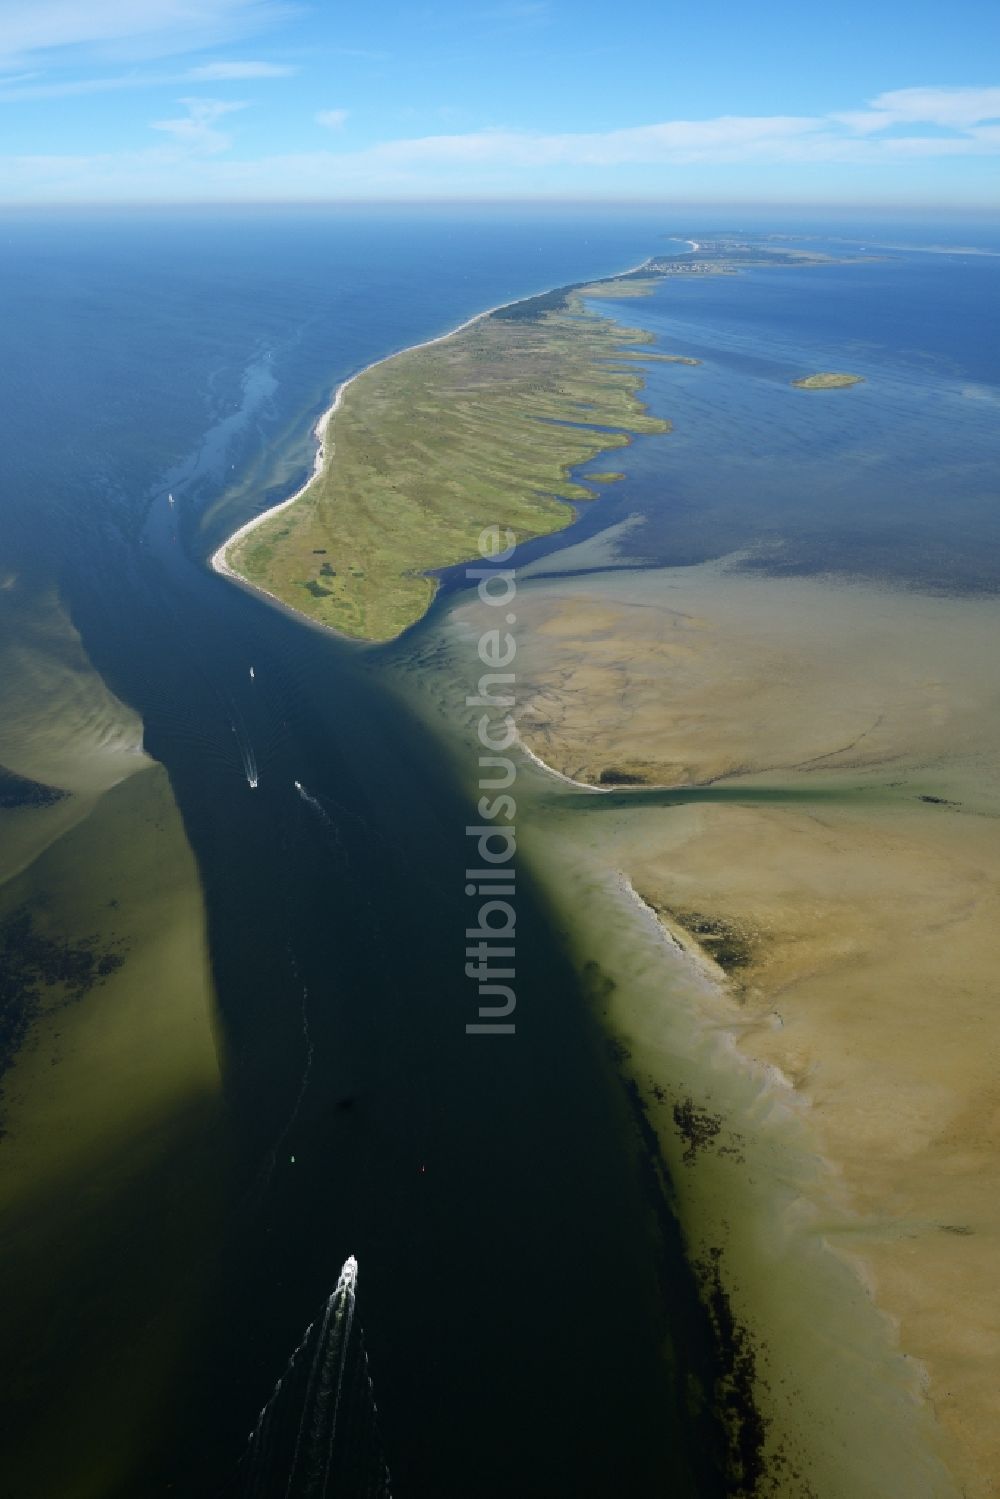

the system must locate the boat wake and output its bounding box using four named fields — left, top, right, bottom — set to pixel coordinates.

left=293, top=779, right=330, bottom=825
left=232, top=718, right=258, bottom=788
left=238, top=1256, right=391, bottom=1498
